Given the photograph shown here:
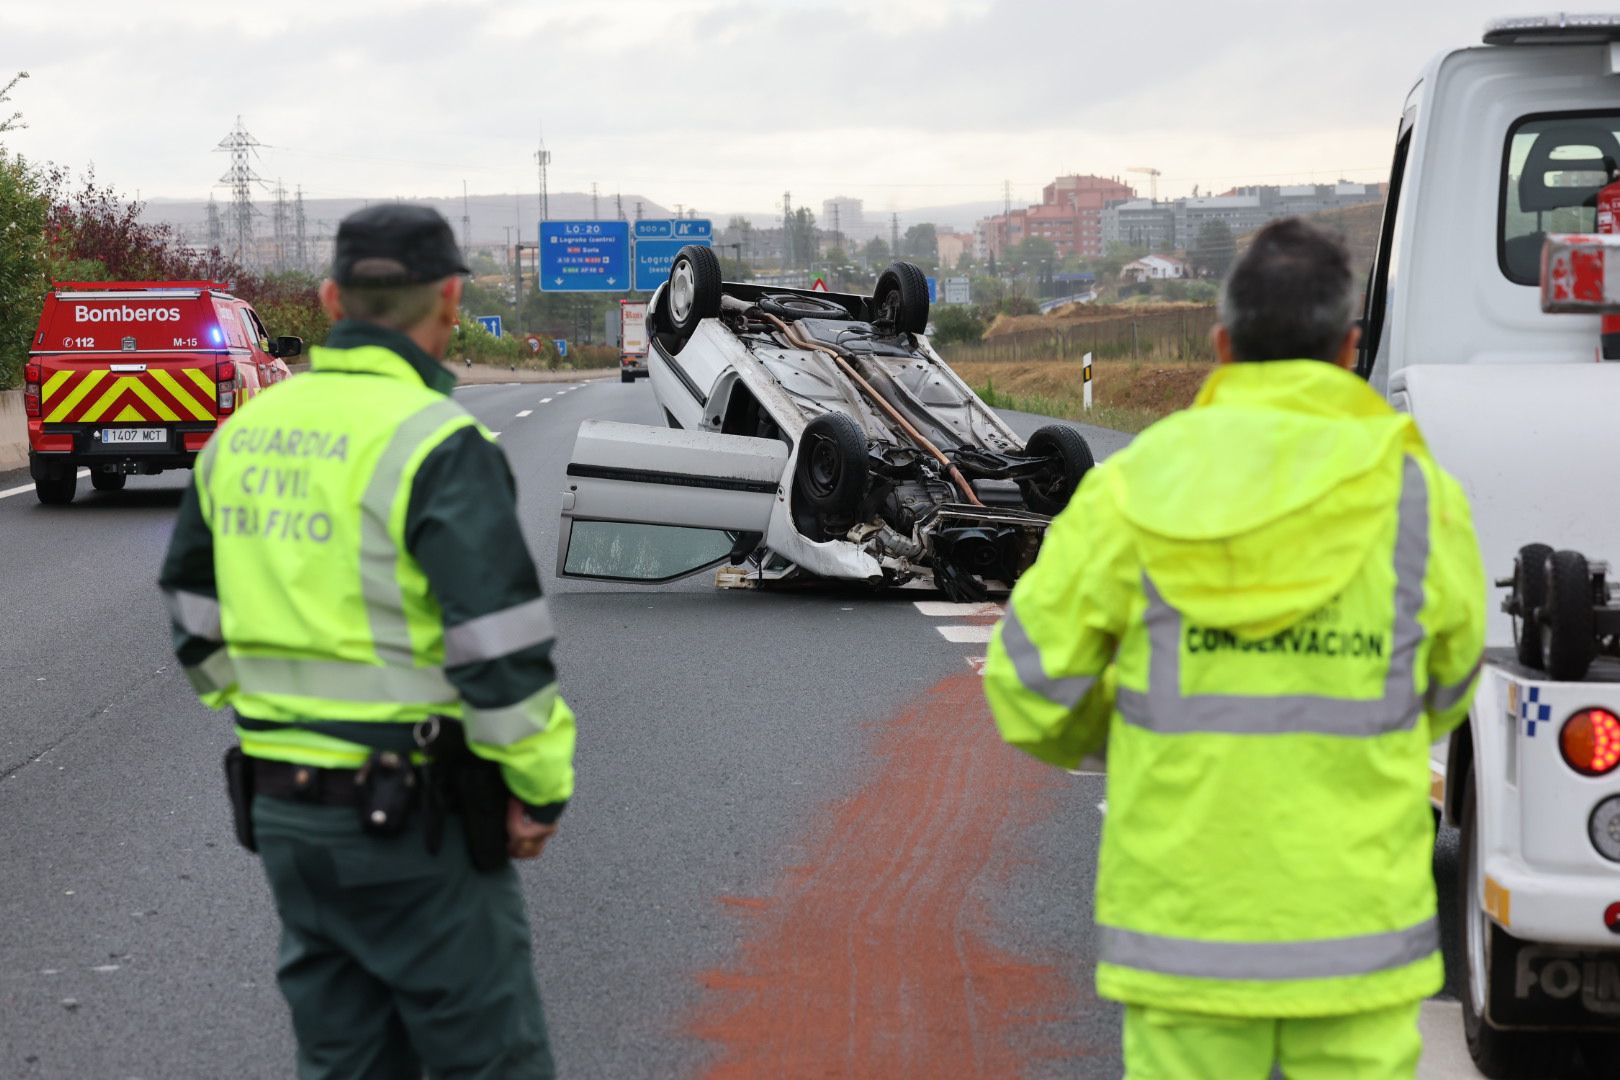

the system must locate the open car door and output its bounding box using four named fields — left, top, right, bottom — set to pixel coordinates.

left=557, top=420, right=788, bottom=583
